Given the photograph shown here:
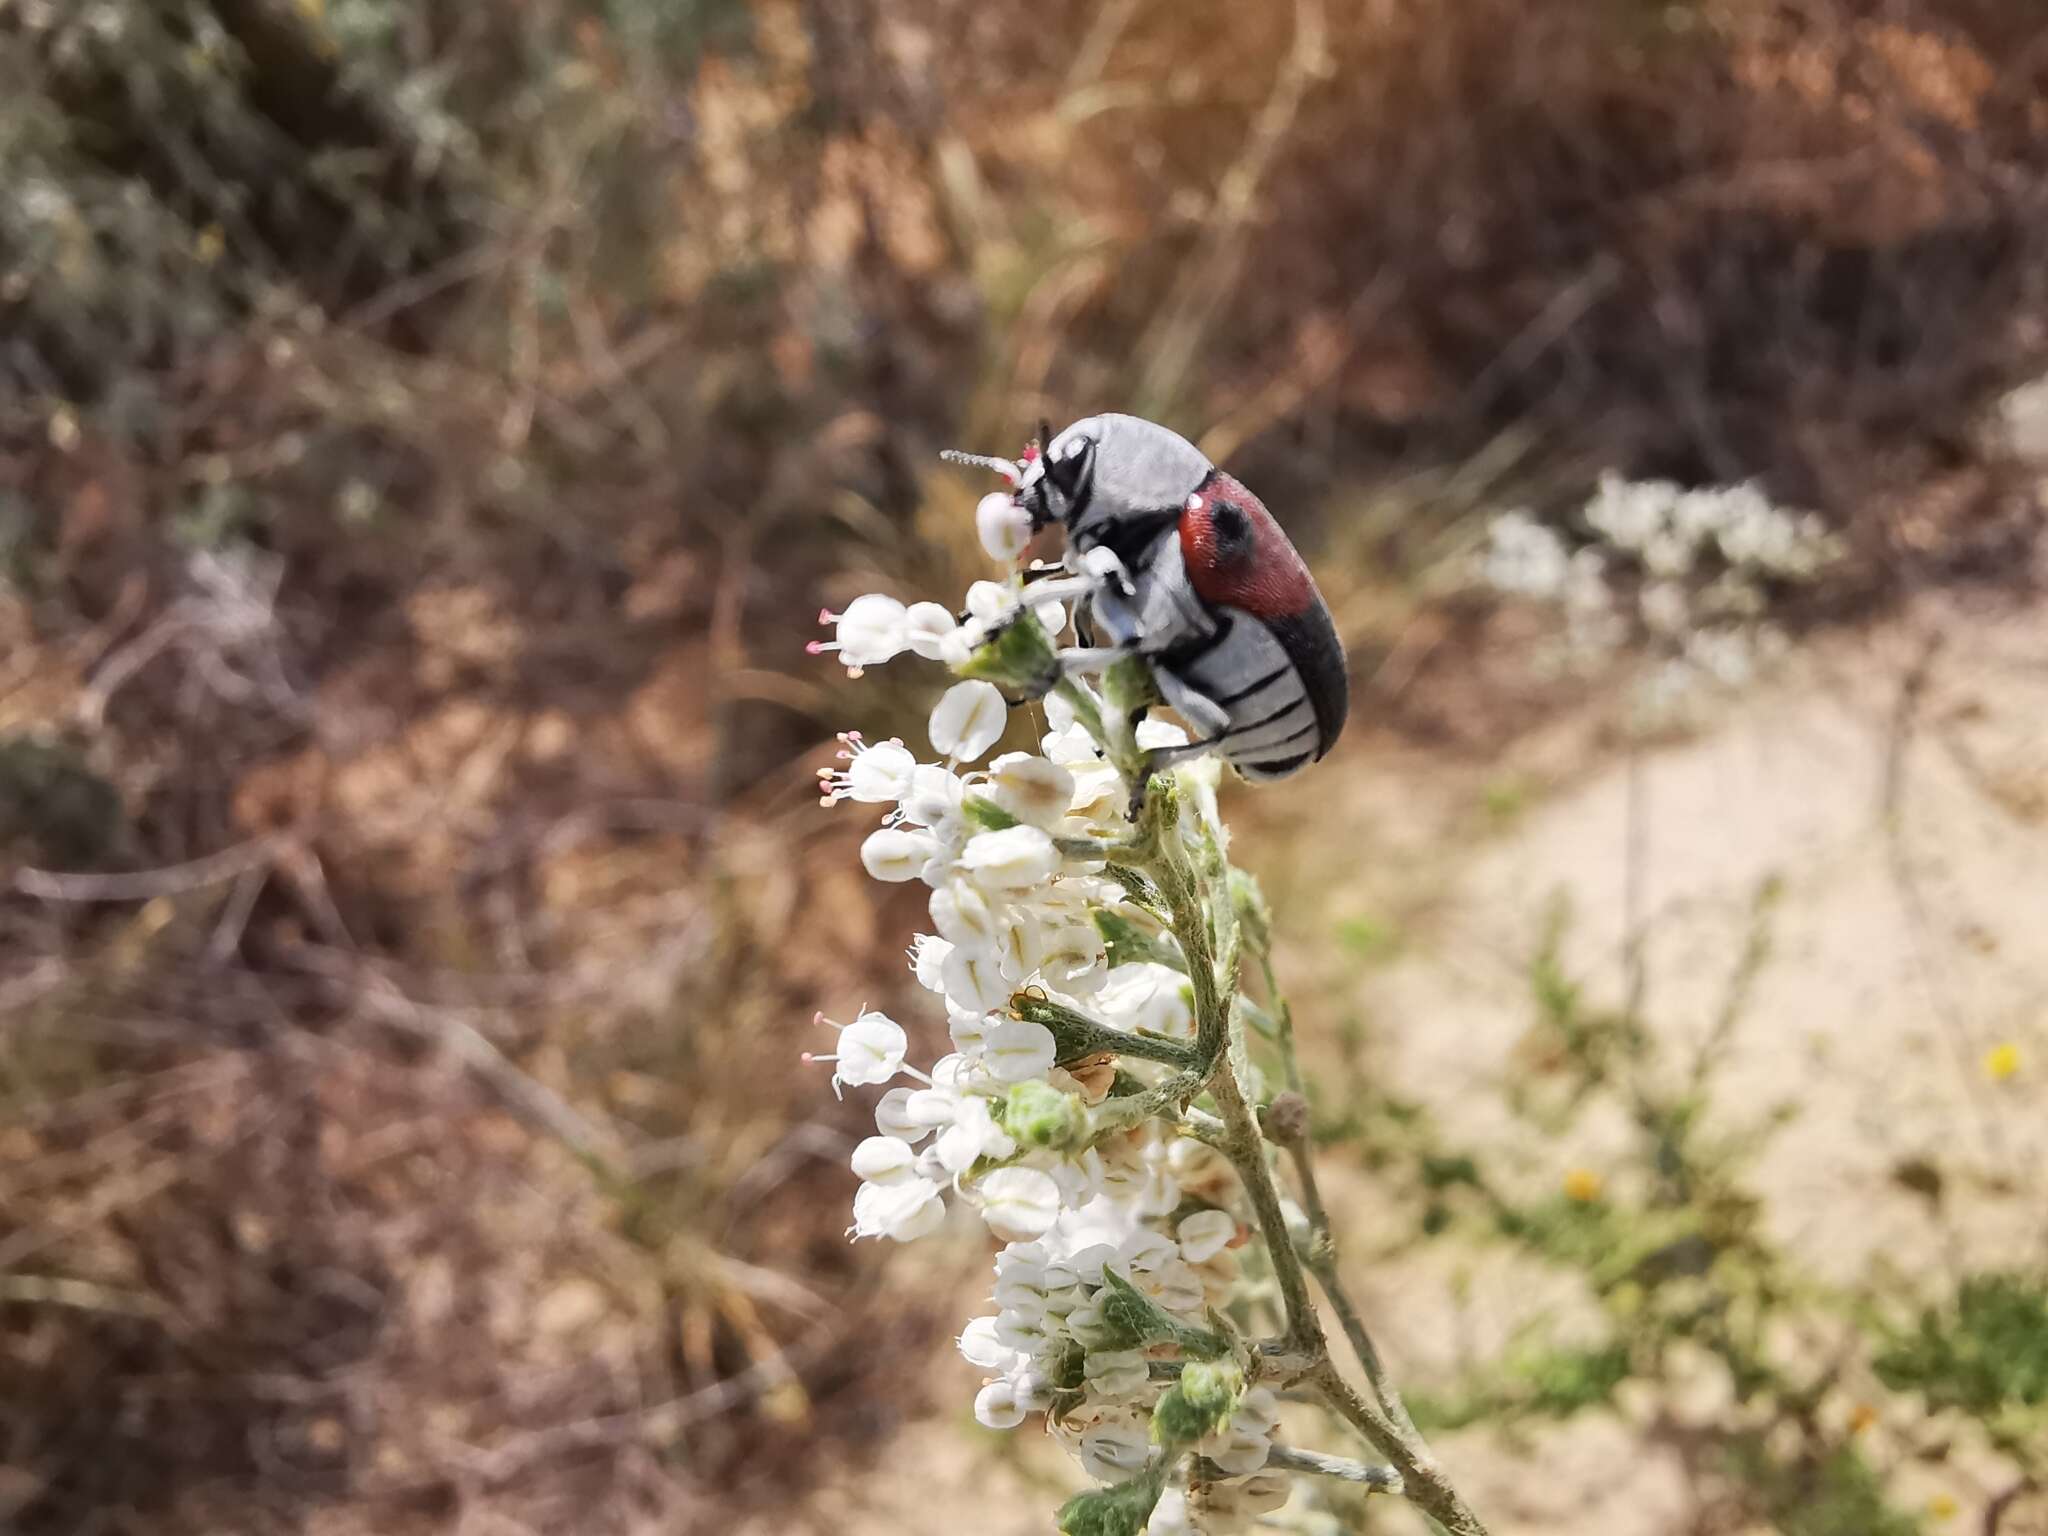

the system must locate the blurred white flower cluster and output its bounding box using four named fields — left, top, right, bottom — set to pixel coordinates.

left=809, top=582, right=1296, bottom=1531
left=1481, top=473, right=1843, bottom=701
